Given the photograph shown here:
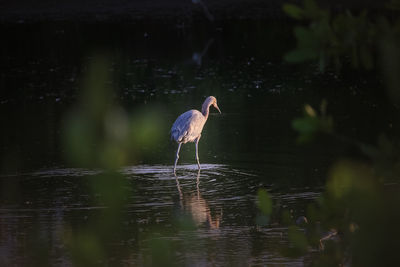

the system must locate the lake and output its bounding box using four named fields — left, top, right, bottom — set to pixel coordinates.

left=0, top=20, right=390, bottom=265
